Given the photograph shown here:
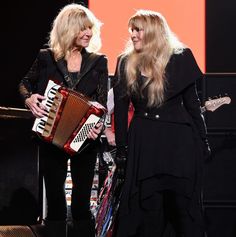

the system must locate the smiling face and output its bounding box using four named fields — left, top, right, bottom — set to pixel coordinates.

left=128, top=12, right=169, bottom=55
left=130, top=27, right=144, bottom=52
left=128, top=15, right=146, bottom=52
left=74, top=26, right=93, bottom=48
